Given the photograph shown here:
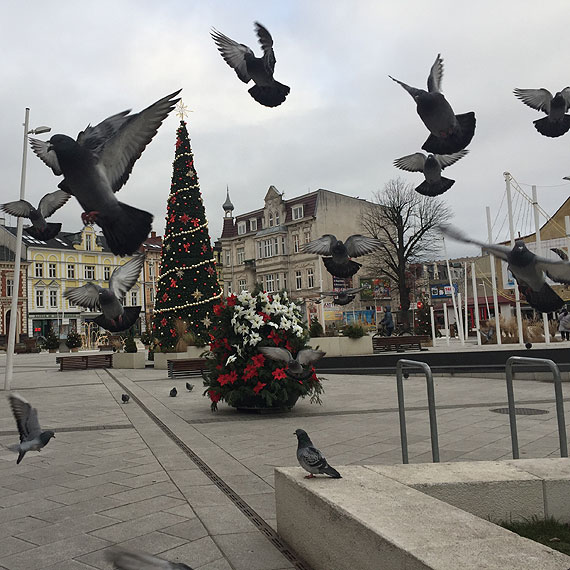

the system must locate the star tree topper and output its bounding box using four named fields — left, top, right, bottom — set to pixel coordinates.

left=176, top=101, right=193, bottom=120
